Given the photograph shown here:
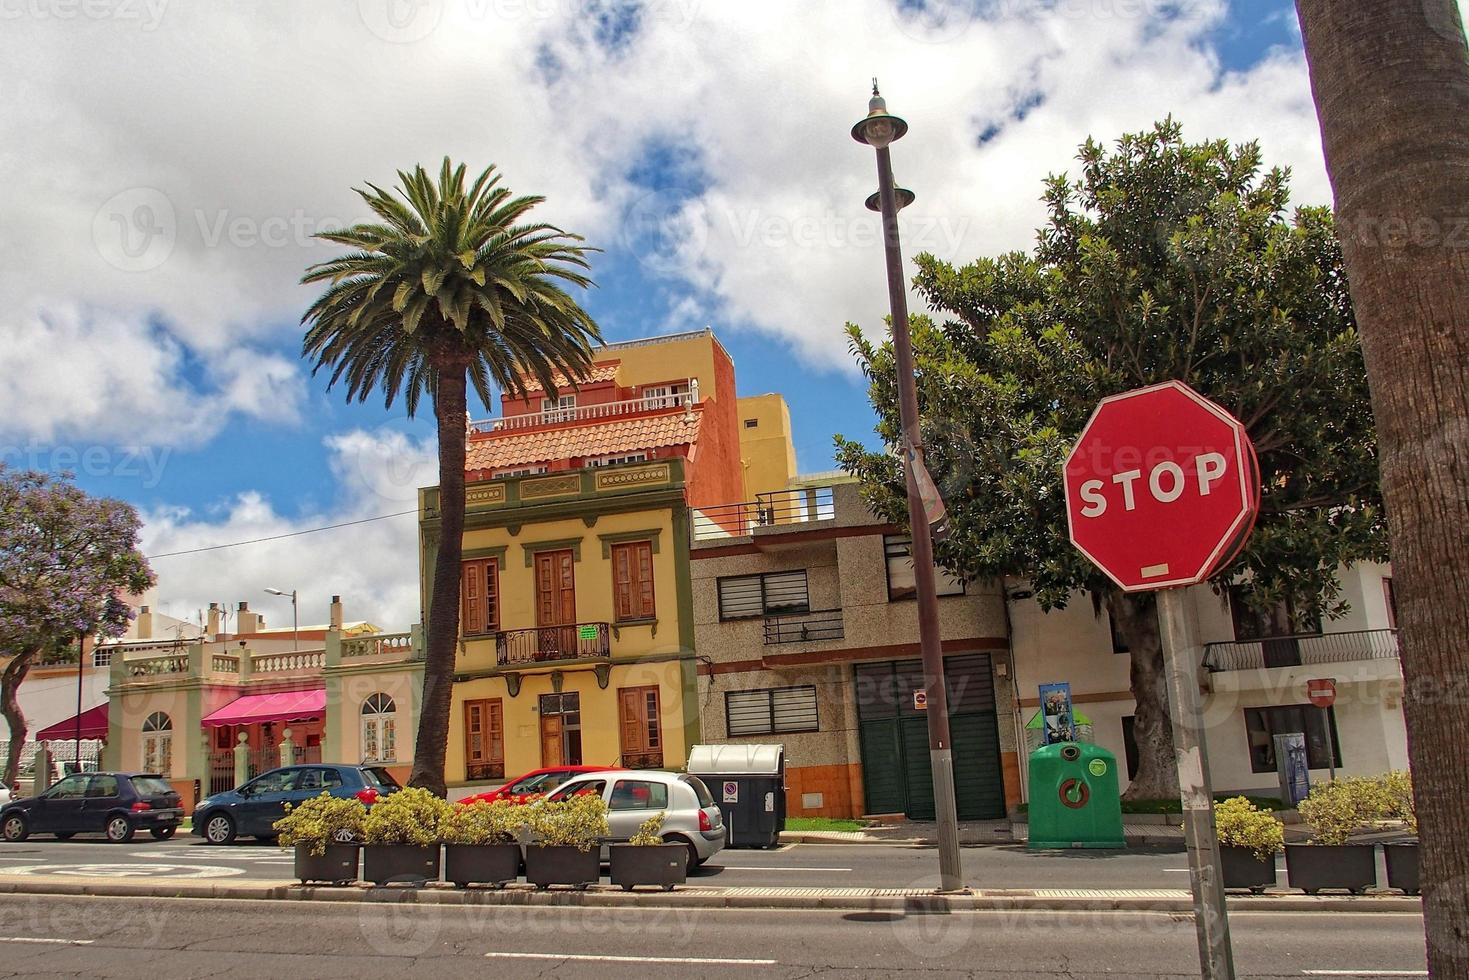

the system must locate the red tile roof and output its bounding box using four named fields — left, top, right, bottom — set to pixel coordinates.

left=517, top=361, right=621, bottom=393
left=466, top=408, right=701, bottom=473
